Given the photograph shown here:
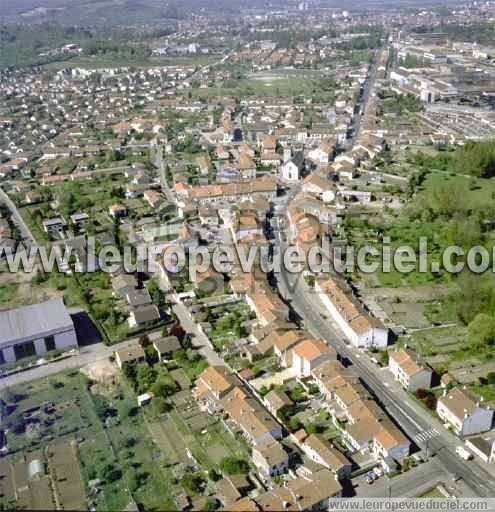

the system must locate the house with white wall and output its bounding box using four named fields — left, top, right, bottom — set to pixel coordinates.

left=437, top=387, right=494, bottom=437
left=388, top=348, right=433, bottom=392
